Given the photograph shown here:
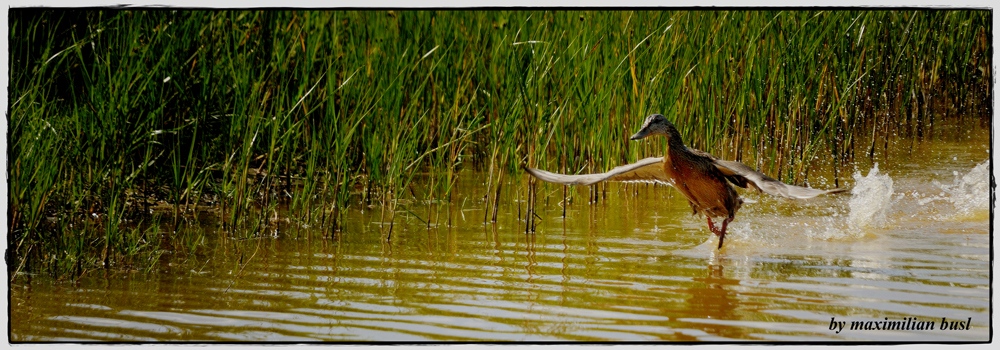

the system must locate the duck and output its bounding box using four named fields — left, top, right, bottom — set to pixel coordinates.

left=525, top=114, right=847, bottom=249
